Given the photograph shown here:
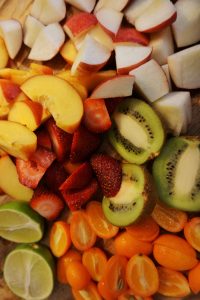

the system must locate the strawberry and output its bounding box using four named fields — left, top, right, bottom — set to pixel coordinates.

left=70, top=125, right=101, bottom=163
left=16, top=146, right=56, bottom=189
left=61, top=178, right=98, bottom=211
left=90, top=154, right=122, bottom=197
left=30, top=187, right=64, bottom=220
left=83, top=98, right=112, bottom=133
left=45, top=161, right=68, bottom=193
left=46, top=118, right=73, bottom=161
left=60, top=162, right=93, bottom=191
left=37, top=127, right=52, bottom=150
